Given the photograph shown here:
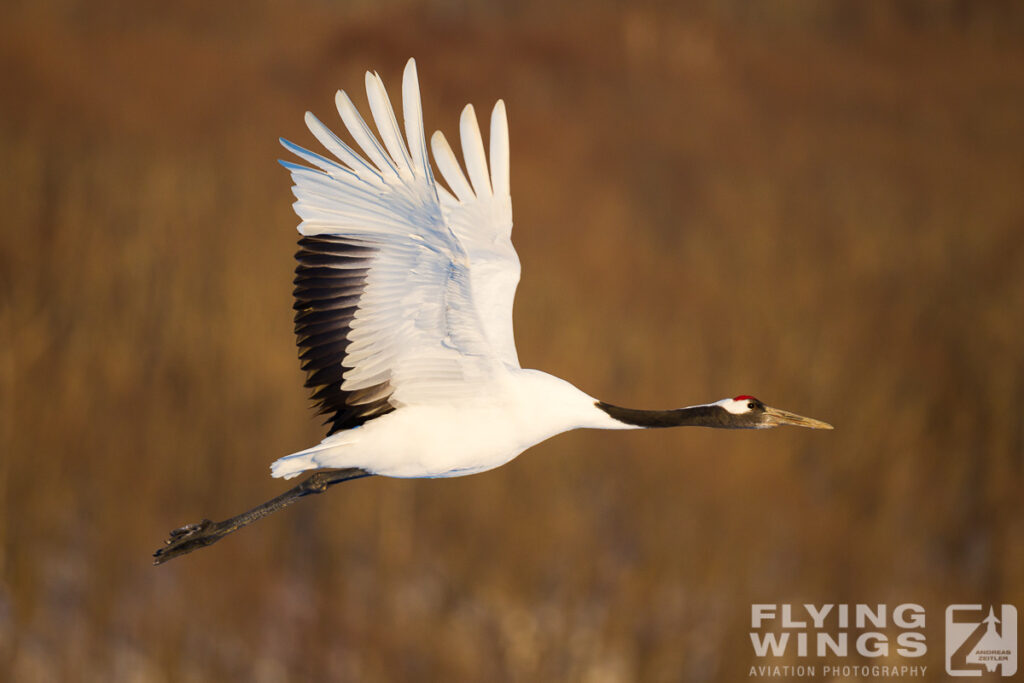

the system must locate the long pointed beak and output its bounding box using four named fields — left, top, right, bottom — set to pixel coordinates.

left=762, top=405, right=834, bottom=430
